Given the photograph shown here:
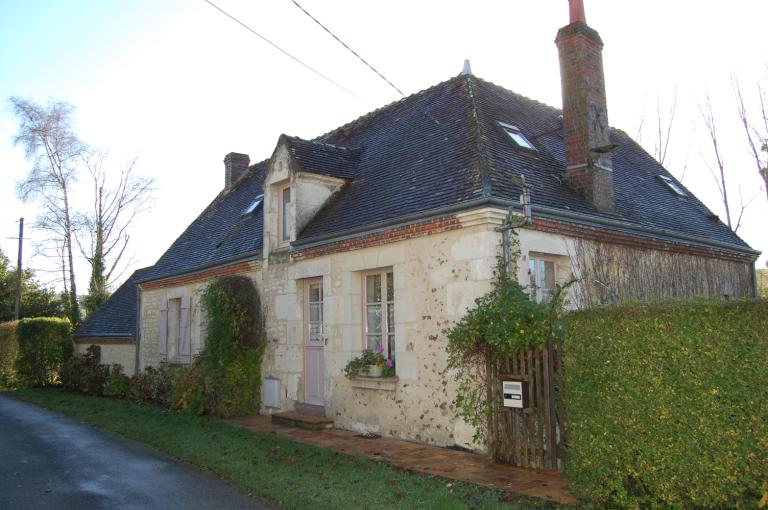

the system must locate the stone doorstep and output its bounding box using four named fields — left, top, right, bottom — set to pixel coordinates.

left=271, top=411, right=333, bottom=430
left=293, top=402, right=326, bottom=417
